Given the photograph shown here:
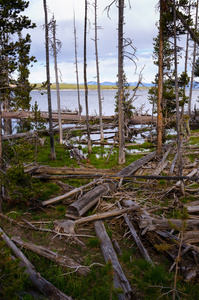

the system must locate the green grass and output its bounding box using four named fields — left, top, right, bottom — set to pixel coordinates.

left=33, top=83, right=148, bottom=91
